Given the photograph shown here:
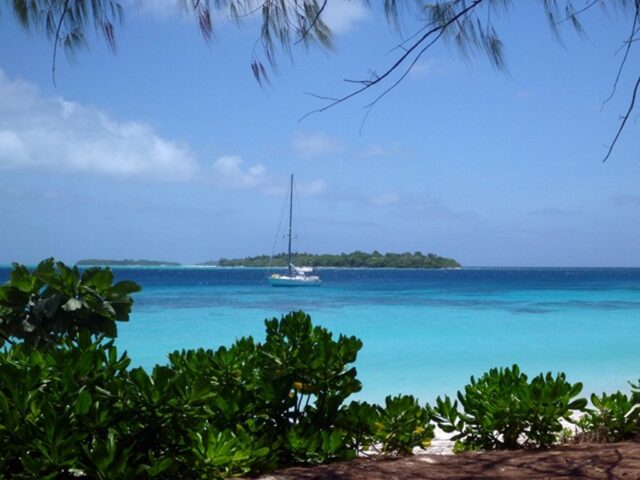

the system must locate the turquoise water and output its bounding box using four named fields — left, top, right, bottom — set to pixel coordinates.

left=3, top=266, right=639, bottom=404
